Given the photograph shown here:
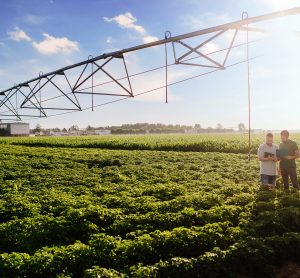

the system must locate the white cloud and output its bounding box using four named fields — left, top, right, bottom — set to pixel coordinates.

left=104, top=12, right=146, bottom=34
left=104, top=12, right=158, bottom=44
left=7, top=27, right=31, bottom=41
left=143, top=35, right=158, bottom=44
left=32, top=33, right=79, bottom=55
left=6, top=26, right=79, bottom=55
